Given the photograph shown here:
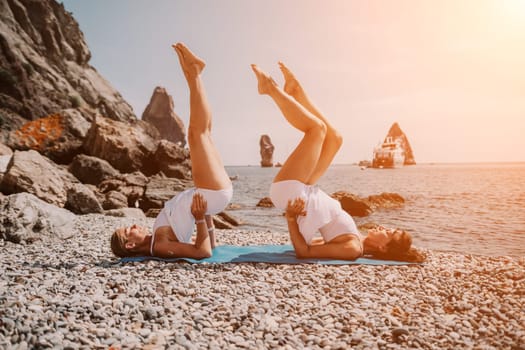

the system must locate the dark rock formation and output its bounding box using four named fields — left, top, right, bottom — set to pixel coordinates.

left=145, top=139, right=191, bottom=179
left=213, top=215, right=235, bottom=229
left=385, top=123, right=416, bottom=165
left=333, top=193, right=373, bottom=217
left=260, top=134, right=274, bottom=167
left=65, top=183, right=103, bottom=214
left=140, top=177, right=192, bottom=212
left=83, top=116, right=159, bottom=173
left=142, top=87, right=186, bottom=146
left=98, top=171, right=148, bottom=209
left=216, top=211, right=242, bottom=227
left=7, top=109, right=90, bottom=164
left=0, top=192, right=76, bottom=243
left=331, top=191, right=405, bottom=217
left=256, top=197, right=274, bottom=208
left=0, top=0, right=136, bottom=145
left=102, top=190, right=128, bottom=210
left=69, top=154, right=120, bottom=186
left=367, top=192, right=405, bottom=210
